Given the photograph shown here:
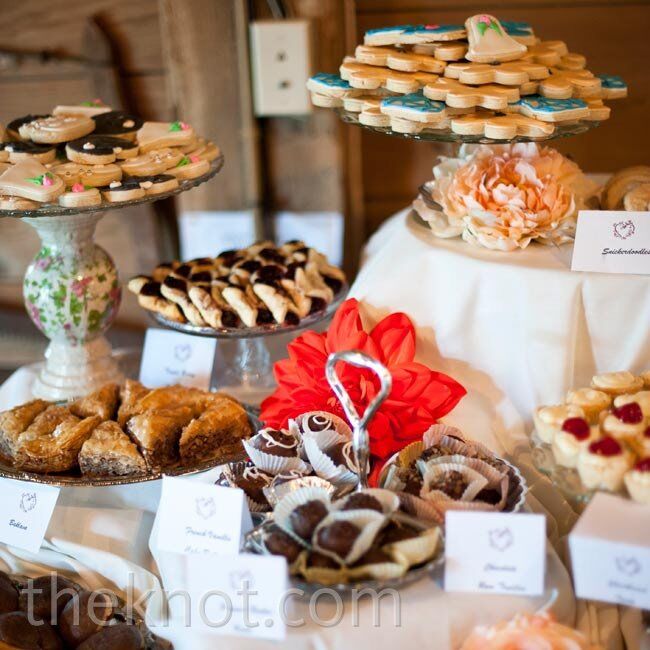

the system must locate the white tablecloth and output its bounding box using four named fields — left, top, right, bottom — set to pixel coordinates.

left=350, top=209, right=650, bottom=425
